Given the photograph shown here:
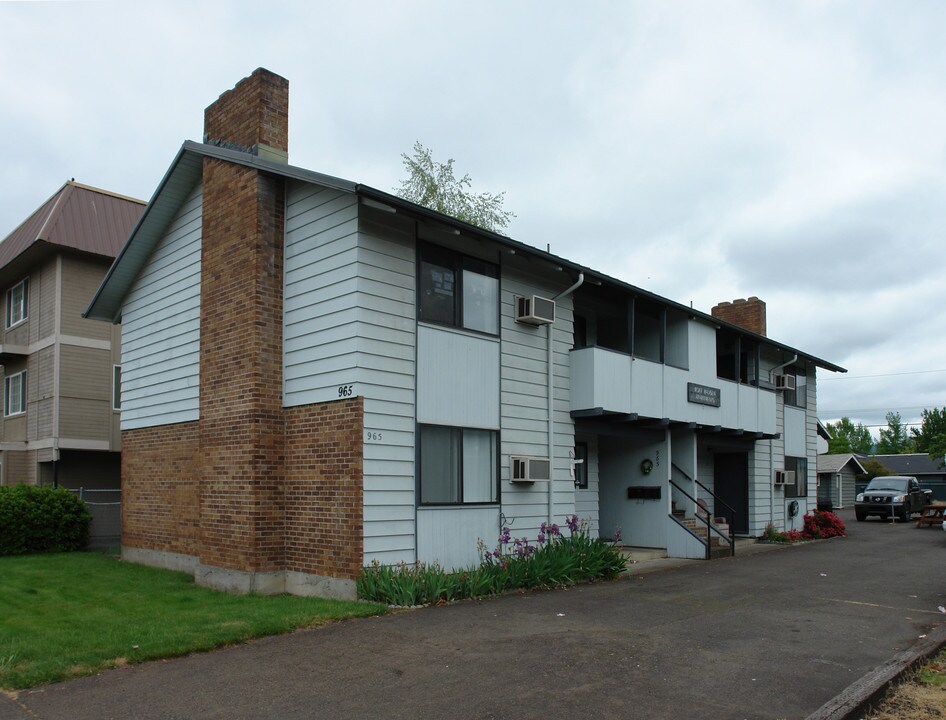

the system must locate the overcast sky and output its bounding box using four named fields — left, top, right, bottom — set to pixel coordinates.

left=2, top=0, right=944, bottom=437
